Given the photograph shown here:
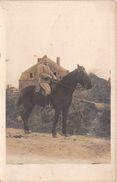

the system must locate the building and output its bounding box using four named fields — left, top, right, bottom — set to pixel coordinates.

left=6, top=85, right=19, bottom=95
left=19, top=55, right=69, bottom=90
